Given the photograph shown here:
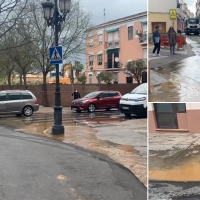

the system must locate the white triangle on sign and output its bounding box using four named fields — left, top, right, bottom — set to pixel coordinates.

left=51, top=48, right=61, bottom=60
